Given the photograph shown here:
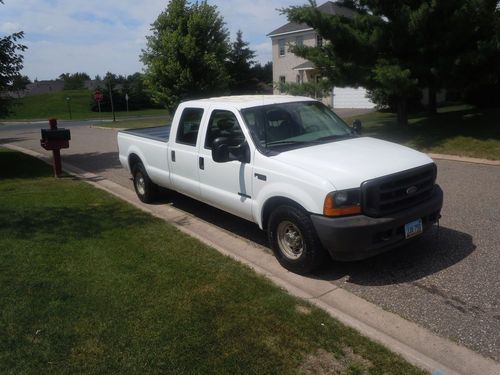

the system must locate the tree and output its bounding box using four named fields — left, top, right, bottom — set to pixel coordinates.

left=11, top=75, right=30, bottom=98
left=90, top=72, right=159, bottom=112
left=284, top=0, right=500, bottom=126
left=141, top=0, right=230, bottom=110
left=0, top=0, right=27, bottom=117
left=251, top=61, right=273, bottom=85
left=227, top=30, right=258, bottom=94
left=59, top=72, right=91, bottom=90
left=278, top=80, right=331, bottom=99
